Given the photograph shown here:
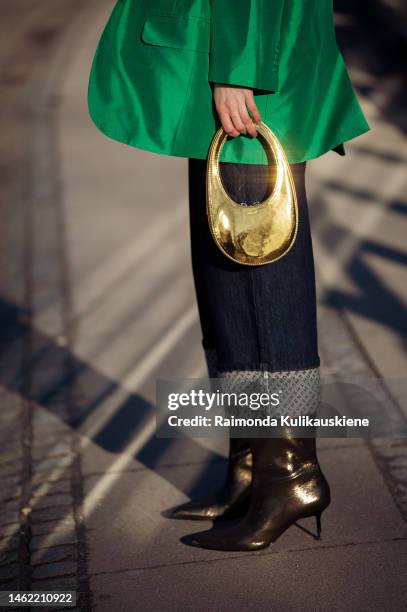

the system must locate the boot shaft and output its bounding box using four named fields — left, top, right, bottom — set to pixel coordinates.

left=250, top=430, right=319, bottom=480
